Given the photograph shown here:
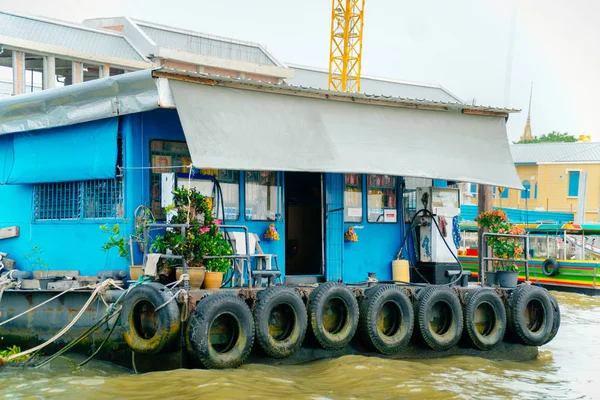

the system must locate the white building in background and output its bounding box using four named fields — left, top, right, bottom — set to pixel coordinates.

left=0, top=10, right=465, bottom=106
left=0, top=11, right=291, bottom=98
